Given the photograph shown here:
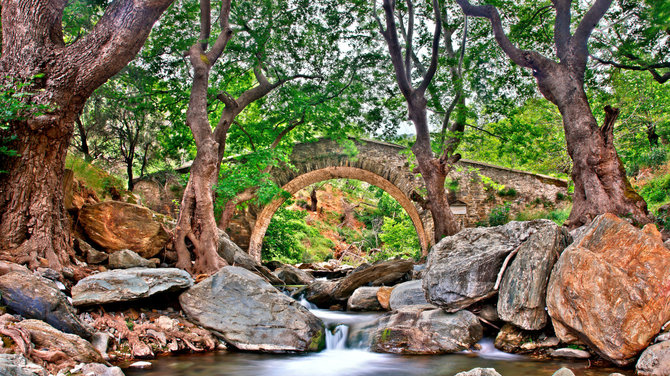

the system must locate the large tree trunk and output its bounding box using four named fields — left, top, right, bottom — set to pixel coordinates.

left=0, top=0, right=173, bottom=270
left=0, top=118, right=74, bottom=269
left=174, top=144, right=225, bottom=274
left=557, top=92, right=648, bottom=228
left=409, top=100, right=461, bottom=241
